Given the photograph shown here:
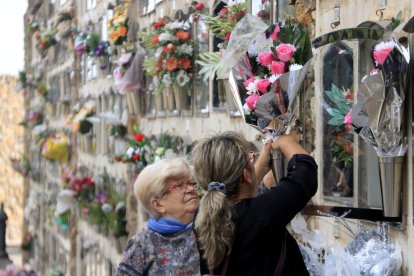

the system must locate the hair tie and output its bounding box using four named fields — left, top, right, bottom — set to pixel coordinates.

left=207, top=182, right=226, bottom=194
